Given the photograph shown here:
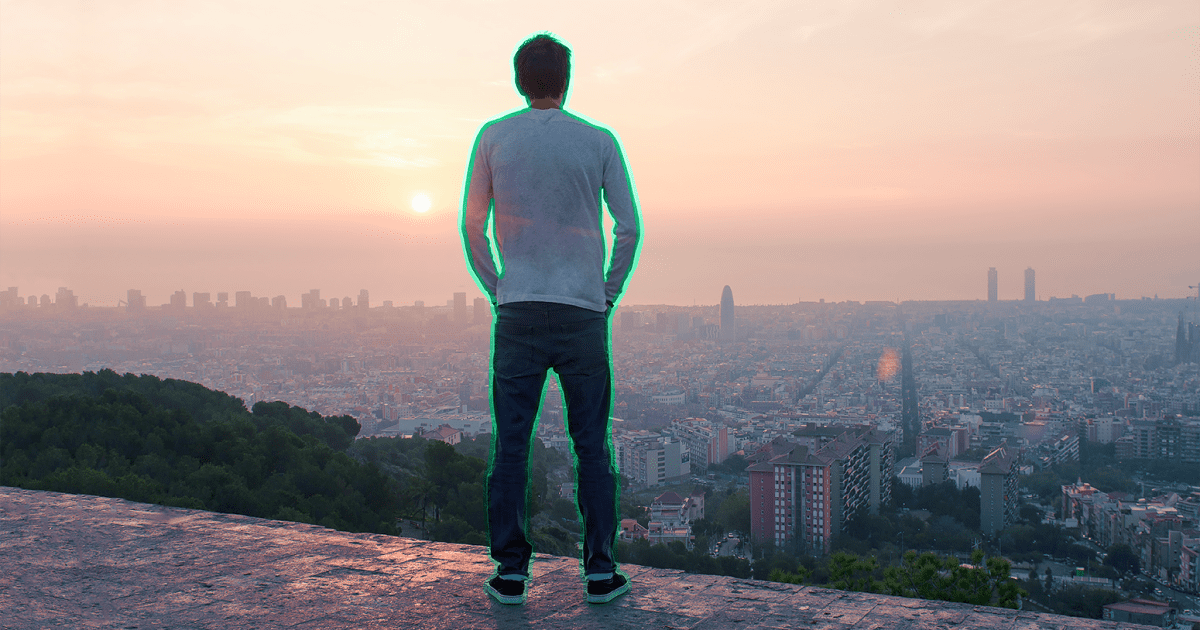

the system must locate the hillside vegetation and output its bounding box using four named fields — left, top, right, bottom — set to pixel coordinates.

left=1, top=370, right=399, bottom=533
